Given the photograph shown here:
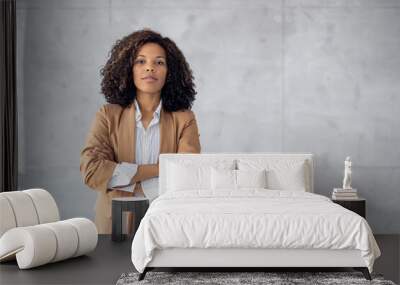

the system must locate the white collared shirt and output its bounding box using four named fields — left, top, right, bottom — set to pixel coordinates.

left=107, top=99, right=161, bottom=202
